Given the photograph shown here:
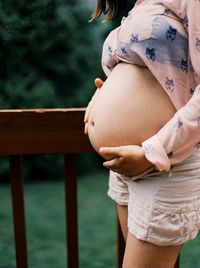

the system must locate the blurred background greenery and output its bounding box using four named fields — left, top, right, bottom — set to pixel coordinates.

left=0, top=0, right=134, bottom=180
left=1, top=1, right=200, bottom=267
left=0, top=1, right=124, bottom=267
left=0, top=0, right=111, bottom=180
left=0, top=0, right=105, bottom=109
